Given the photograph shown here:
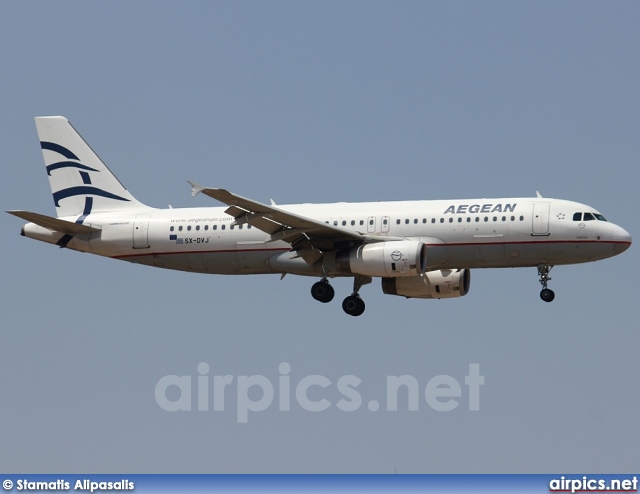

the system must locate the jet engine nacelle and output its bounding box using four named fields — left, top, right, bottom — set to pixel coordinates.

left=335, top=240, right=427, bottom=278
left=381, top=269, right=471, bottom=299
